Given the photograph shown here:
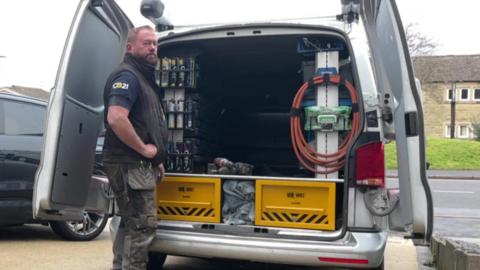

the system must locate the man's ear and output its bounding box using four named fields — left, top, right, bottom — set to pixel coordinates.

left=126, top=43, right=133, bottom=52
